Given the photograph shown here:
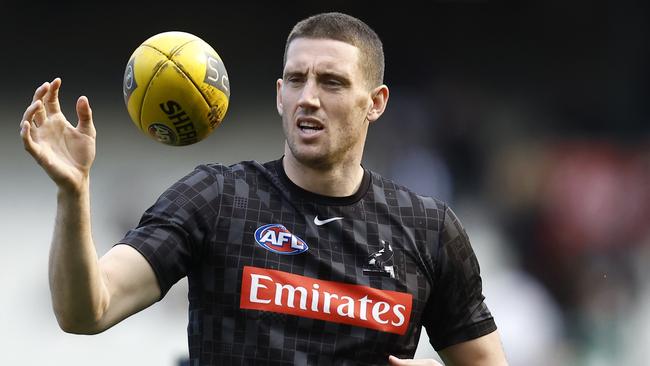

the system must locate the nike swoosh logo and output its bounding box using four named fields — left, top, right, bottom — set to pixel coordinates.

left=314, top=216, right=343, bottom=226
